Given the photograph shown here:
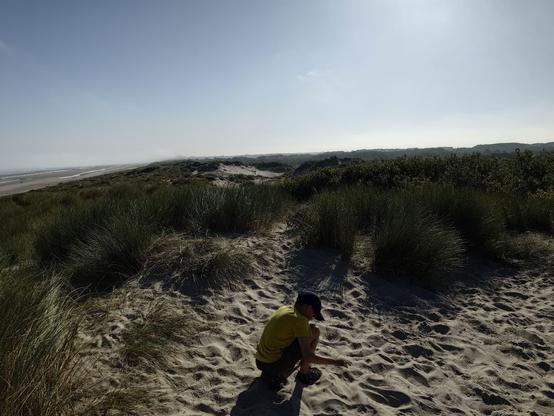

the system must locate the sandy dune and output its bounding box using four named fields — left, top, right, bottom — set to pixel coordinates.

left=216, top=164, right=284, bottom=178
left=80, top=224, right=554, bottom=415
